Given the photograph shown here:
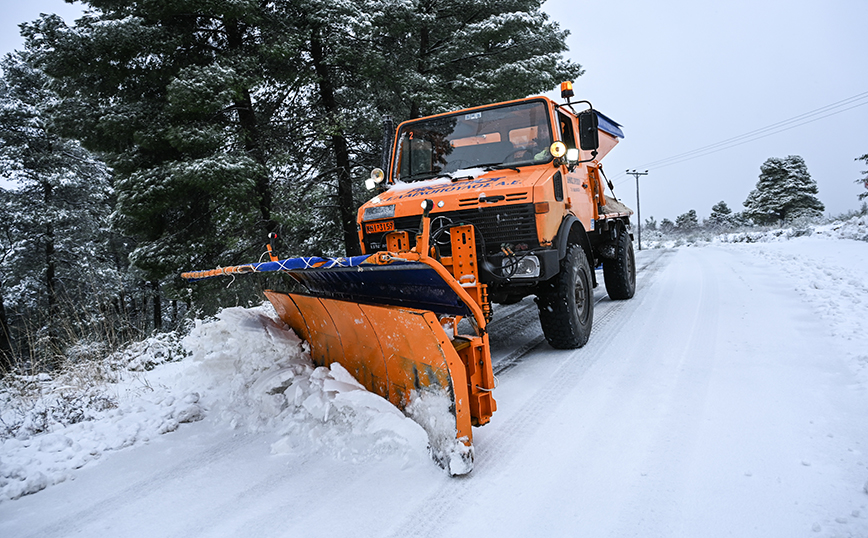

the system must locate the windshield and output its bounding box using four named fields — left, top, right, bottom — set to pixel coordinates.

left=392, top=100, right=554, bottom=182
